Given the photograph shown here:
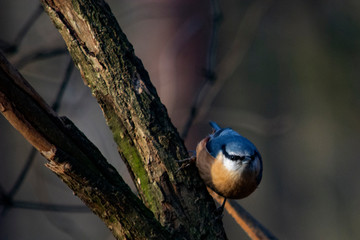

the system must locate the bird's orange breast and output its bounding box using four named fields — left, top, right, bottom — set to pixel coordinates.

left=196, top=137, right=258, bottom=199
